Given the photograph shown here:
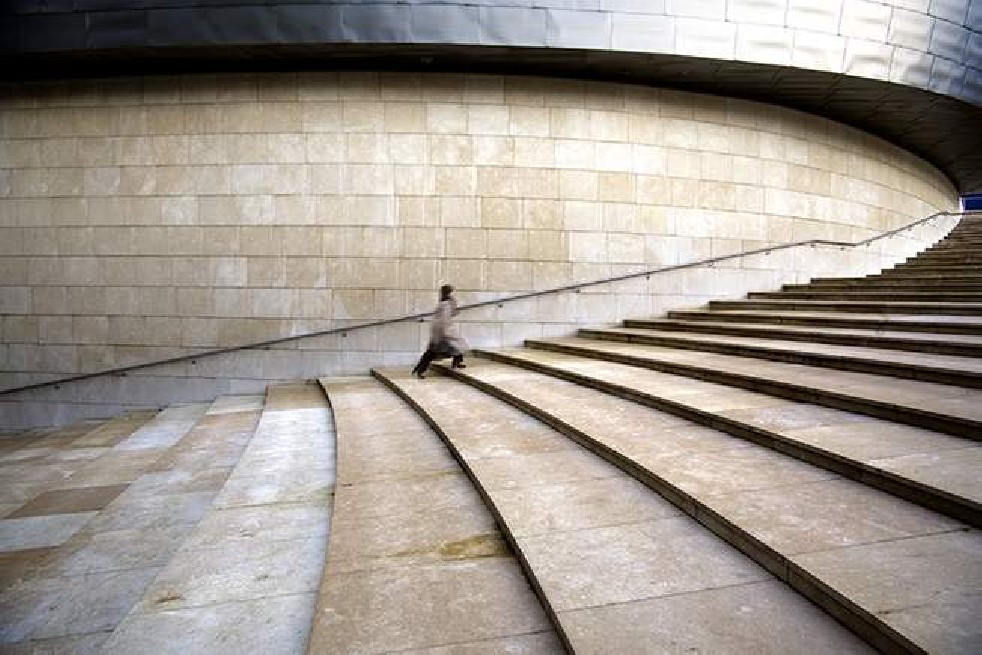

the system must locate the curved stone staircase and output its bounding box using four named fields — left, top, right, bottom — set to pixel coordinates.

left=0, top=214, right=979, bottom=654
